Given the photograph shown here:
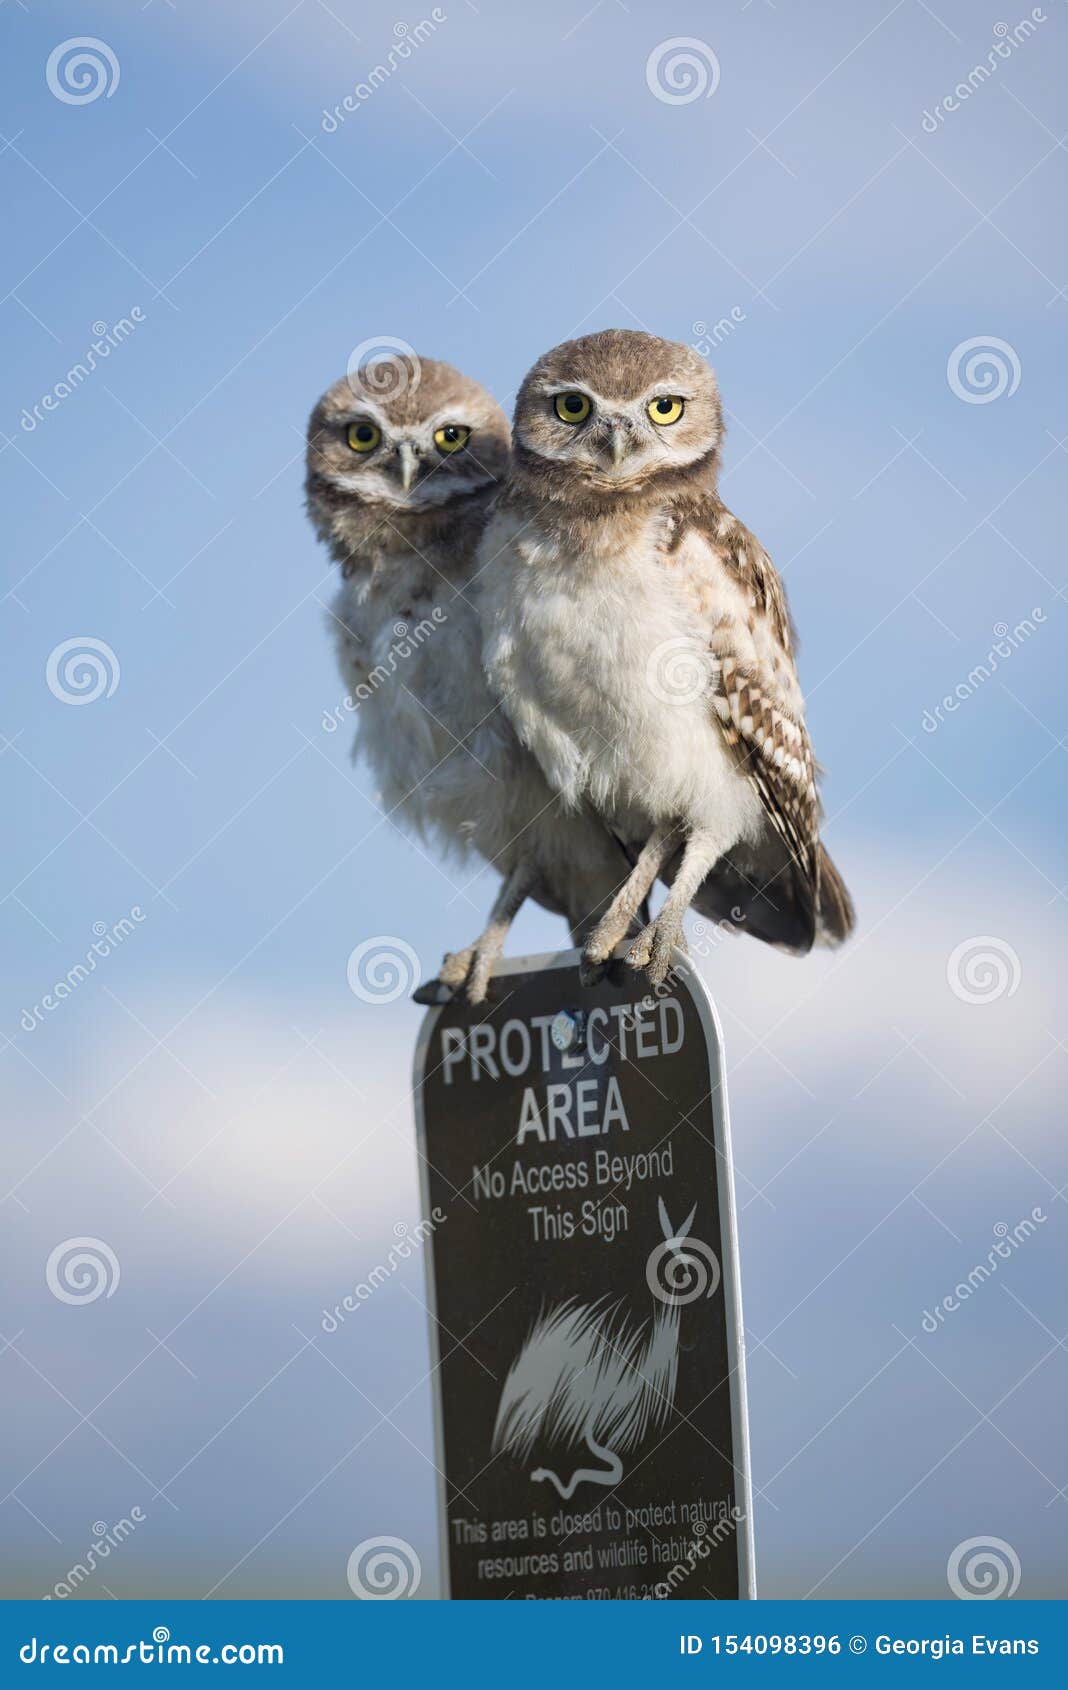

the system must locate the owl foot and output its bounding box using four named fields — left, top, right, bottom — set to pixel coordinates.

left=414, top=940, right=503, bottom=1007
left=411, top=947, right=474, bottom=1006
left=626, top=913, right=684, bottom=986
left=438, top=947, right=475, bottom=989
left=436, top=942, right=495, bottom=1007
left=581, top=915, right=637, bottom=986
